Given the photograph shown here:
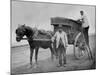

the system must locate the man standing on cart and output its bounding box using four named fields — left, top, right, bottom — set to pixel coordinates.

left=51, top=25, right=68, bottom=67
left=78, top=10, right=93, bottom=60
